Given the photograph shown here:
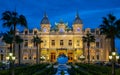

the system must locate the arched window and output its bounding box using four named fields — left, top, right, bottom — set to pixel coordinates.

left=25, top=30, right=28, bottom=35
left=34, top=31, right=37, bottom=35
left=60, top=28, right=64, bottom=32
